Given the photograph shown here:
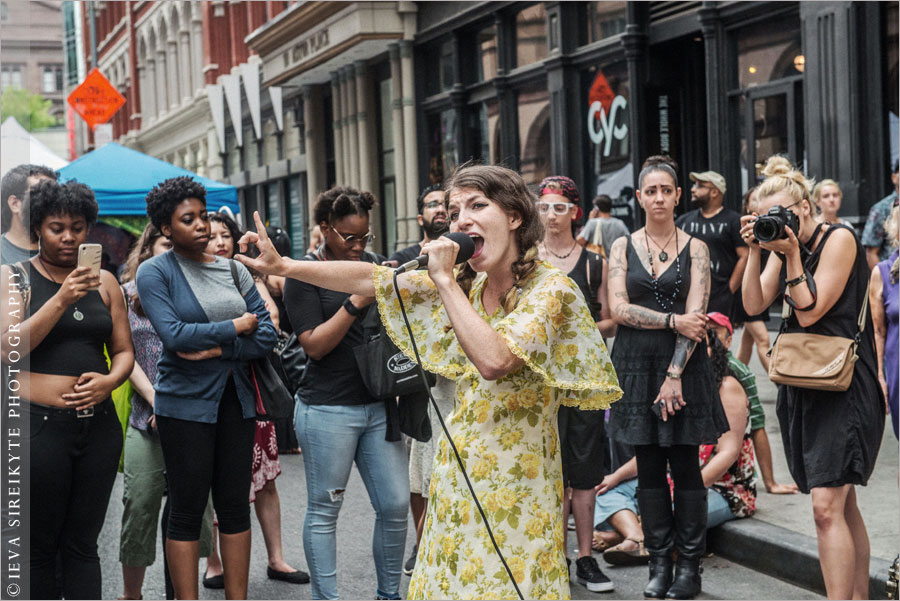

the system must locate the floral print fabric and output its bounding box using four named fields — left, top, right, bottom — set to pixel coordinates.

left=374, top=262, right=622, bottom=600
